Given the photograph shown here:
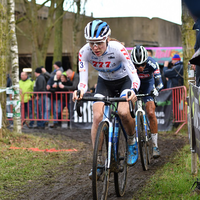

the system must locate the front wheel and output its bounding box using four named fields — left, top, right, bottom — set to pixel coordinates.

left=137, top=111, right=148, bottom=171
left=146, top=121, right=153, bottom=165
left=114, top=124, right=128, bottom=197
left=92, top=121, right=110, bottom=200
